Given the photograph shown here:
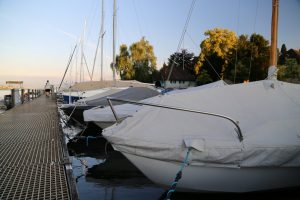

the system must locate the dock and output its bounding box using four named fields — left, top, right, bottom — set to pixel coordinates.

left=0, top=95, right=78, bottom=199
